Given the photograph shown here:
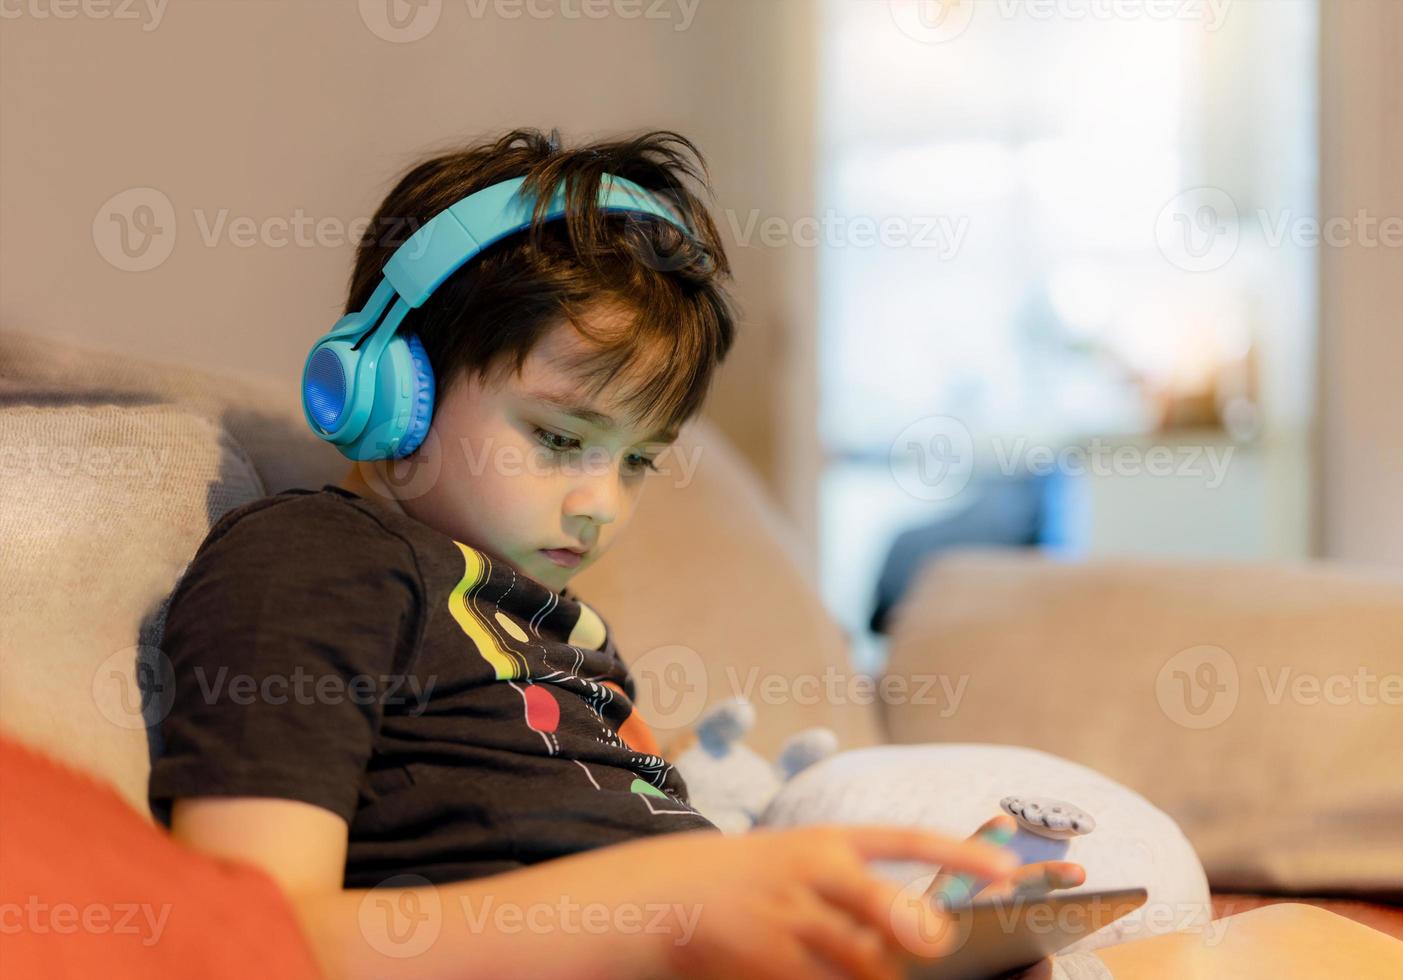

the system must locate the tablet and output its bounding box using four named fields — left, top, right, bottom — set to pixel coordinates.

left=905, top=887, right=1148, bottom=980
